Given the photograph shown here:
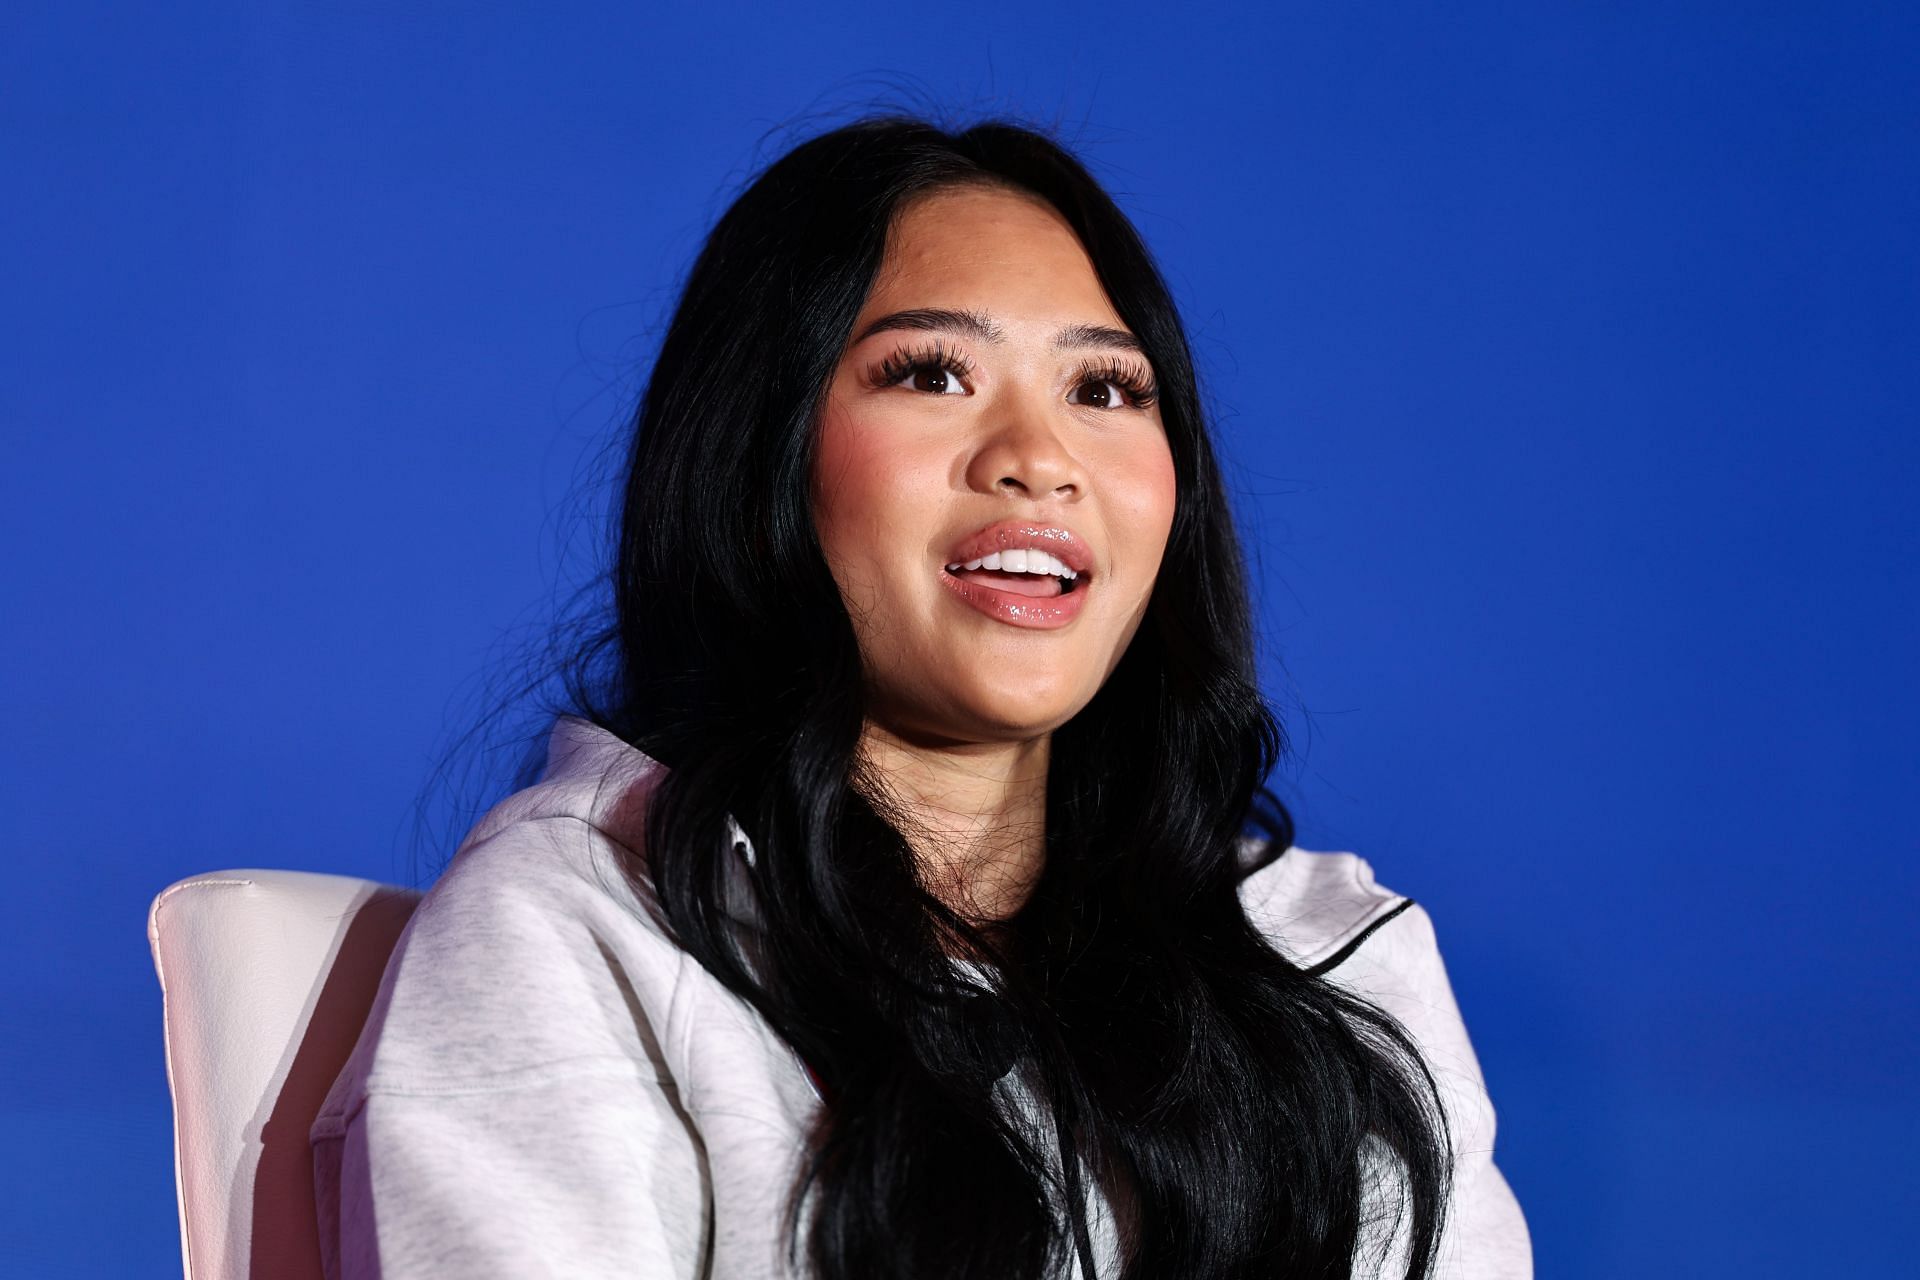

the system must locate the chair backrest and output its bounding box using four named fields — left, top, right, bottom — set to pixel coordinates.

left=149, top=869, right=422, bottom=1280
